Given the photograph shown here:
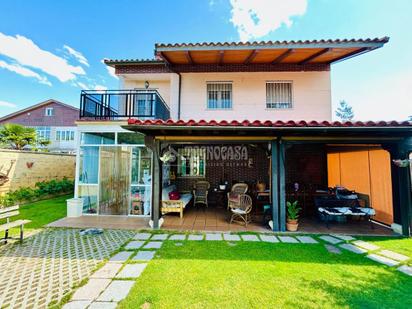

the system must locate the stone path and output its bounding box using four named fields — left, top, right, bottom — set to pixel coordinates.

left=0, top=228, right=134, bottom=309
left=64, top=234, right=161, bottom=308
